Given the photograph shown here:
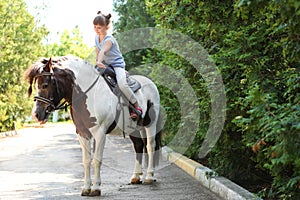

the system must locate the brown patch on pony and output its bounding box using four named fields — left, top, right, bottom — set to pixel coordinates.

left=70, top=84, right=96, bottom=140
